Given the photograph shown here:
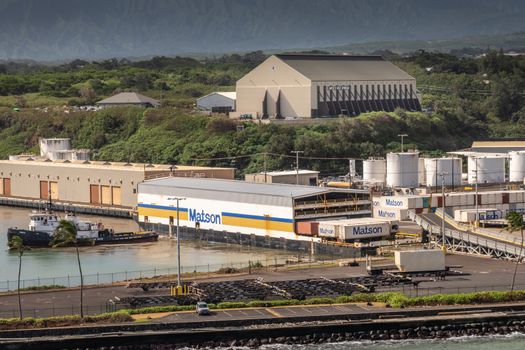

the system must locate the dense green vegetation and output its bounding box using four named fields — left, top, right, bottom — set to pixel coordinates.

left=0, top=51, right=523, bottom=176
